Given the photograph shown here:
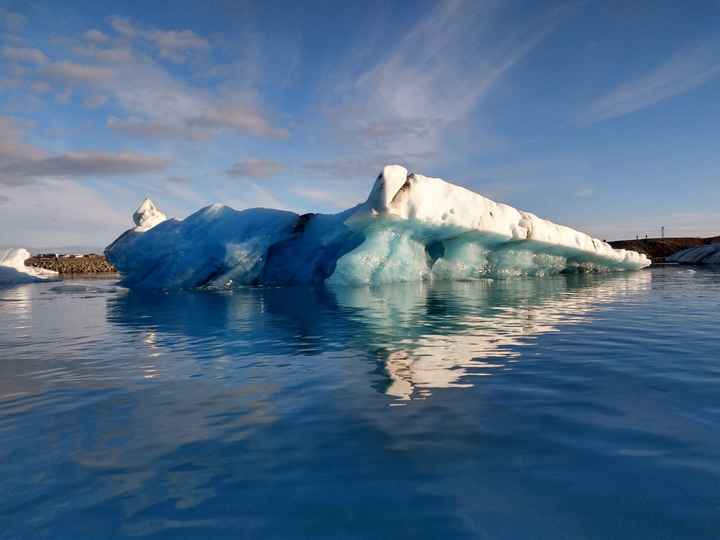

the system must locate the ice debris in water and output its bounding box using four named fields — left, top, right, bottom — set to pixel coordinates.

left=105, top=165, right=651, bottom=289
left=0, top=248, right=59, bottom=285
